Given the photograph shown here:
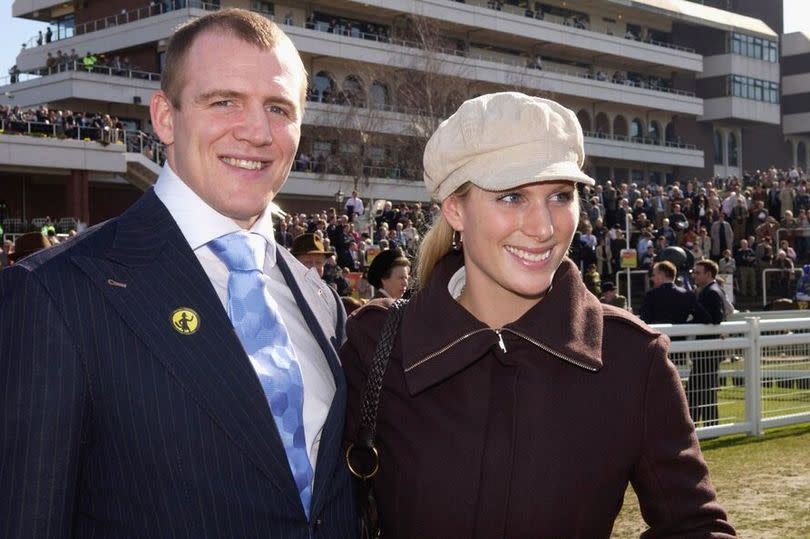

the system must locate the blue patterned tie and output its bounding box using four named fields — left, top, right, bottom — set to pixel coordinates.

left=209, top=231, right=313, bottom=519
